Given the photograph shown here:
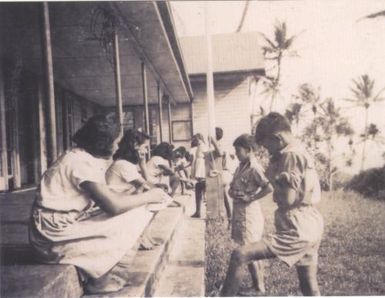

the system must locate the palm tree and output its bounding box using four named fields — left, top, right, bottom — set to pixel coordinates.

left=344, top=74, right=385, bottom=171
left=302, top=98, right=354, bottom=191
left=294, top=83, right=321, bottom=117
left=259, top=21, right=299, bottom=111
